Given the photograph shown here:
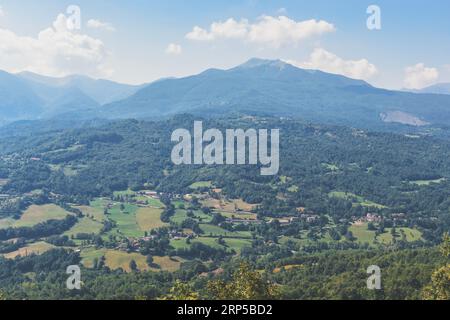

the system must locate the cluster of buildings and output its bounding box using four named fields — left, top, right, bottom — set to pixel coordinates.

left=353, top=213, right=382, bottom=225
